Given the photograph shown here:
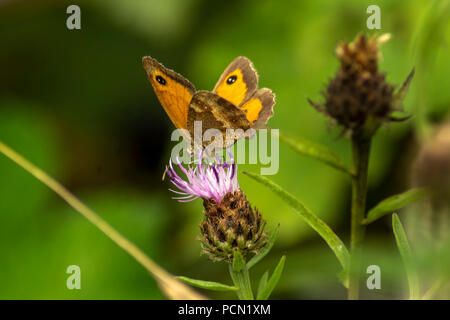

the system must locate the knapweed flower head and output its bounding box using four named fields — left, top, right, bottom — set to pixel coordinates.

left=166, top=151, right=267, bottom=262
left=309, top=34, right=413, bottom=136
